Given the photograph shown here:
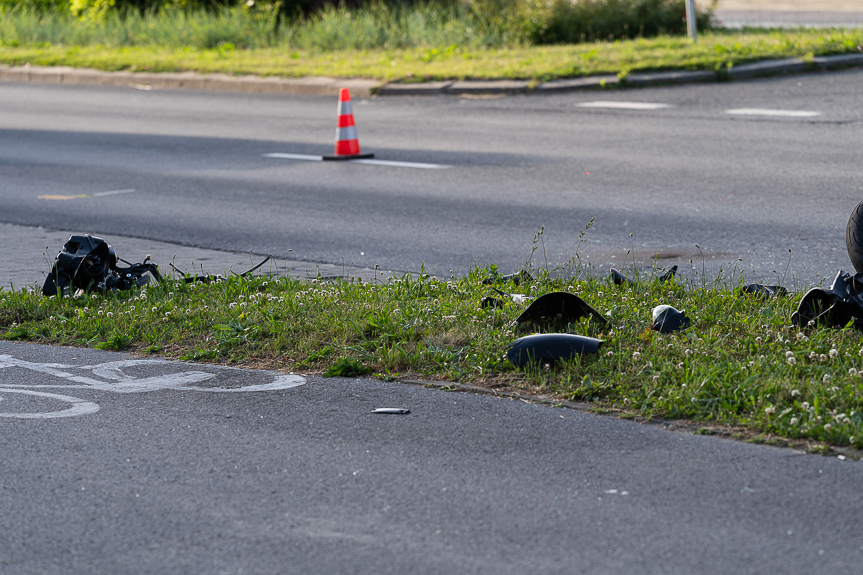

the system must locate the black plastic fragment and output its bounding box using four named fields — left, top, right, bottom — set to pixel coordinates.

left=610, top=265, right=677, bottom=287
left=170, top=255, right=272, bottom=284
left=371, top=408, right=411, bottom=414
left=507, top=333, right=603, bottom=368
left=482, top=270, right=533, bottom=286
left=610, top=268, right=634, bottom=286
left=740, top=284, right=788, bottom=298
left=792, top=270, right=863, bottom=329
left=481, top=296, right=505, bottom=309
left=651, top=305, right=690, bottom=334
left=515, top=292, right=608, bottom=328
left=43, top=234, right=161, bottom=296
left=657, top=265, right=678, bottom=283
